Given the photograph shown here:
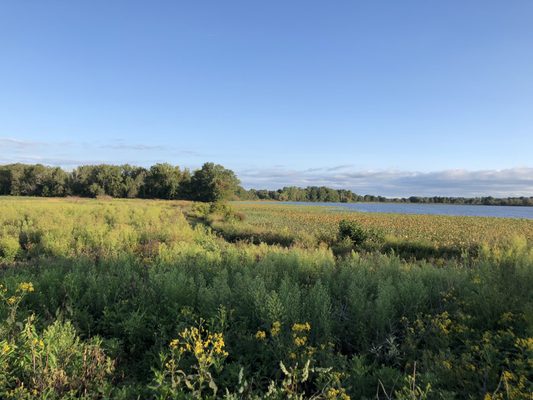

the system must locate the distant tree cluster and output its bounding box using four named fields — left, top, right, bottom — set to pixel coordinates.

left=401, top=196, right=533, bottom=206
left=248, top=186, right=365, bottom=203
left=247, top=187, right=533, bottom=206
left=0, top=163, right=241, bottom=202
